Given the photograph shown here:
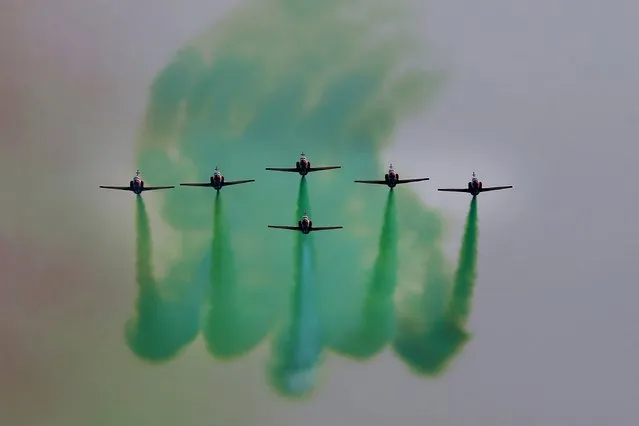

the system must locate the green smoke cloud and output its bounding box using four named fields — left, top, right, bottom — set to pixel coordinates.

left=332, top=189, right=398, bottom=358
left=134, top=0, right=461, bottom=379
left=124, top=197, right=206, bottom=361
left=268, top=178, right=323, bottom=397
left=203, top=192, right=272, bottom=358
left=393, top=197, right=479, bottom=375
